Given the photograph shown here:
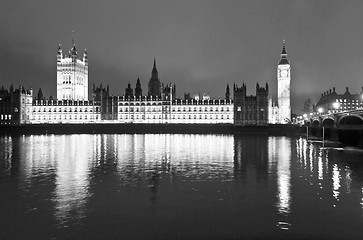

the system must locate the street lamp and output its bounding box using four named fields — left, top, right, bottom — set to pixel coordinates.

left=318, top=107, right=323, bottom=114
